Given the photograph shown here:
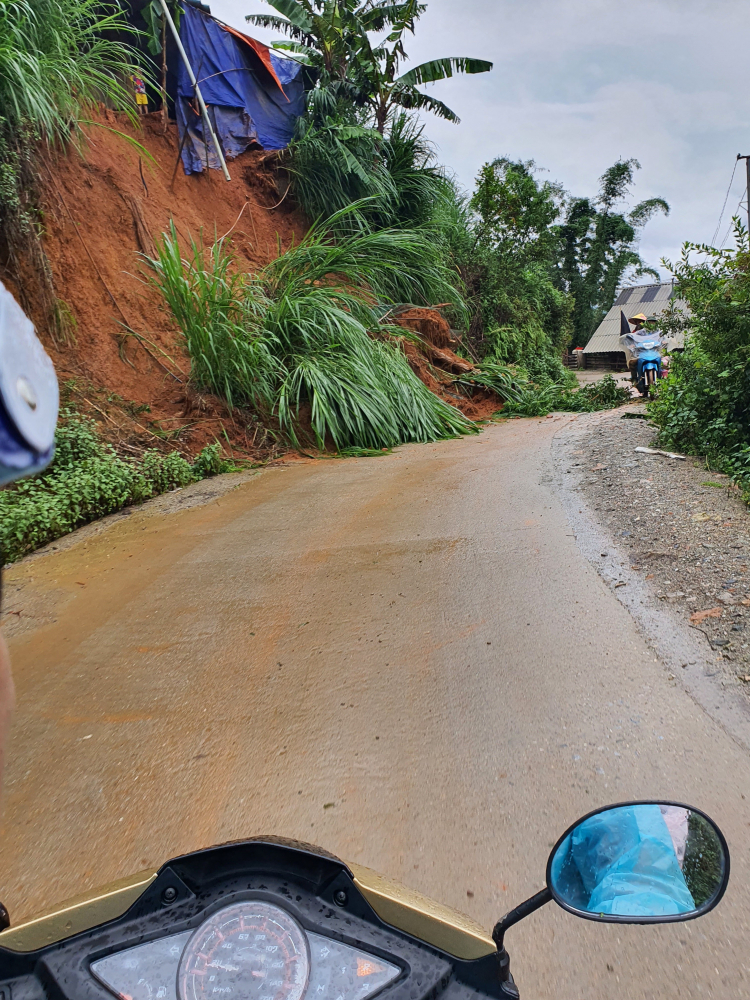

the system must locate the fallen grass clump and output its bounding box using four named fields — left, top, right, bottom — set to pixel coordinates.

left=501, top=374, right=631, bottom=418
left=144, top=208, right=476, bottom=451
left=456, top=359, right=525, bottom=404
left=0, top=411, right=233, bottom=564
